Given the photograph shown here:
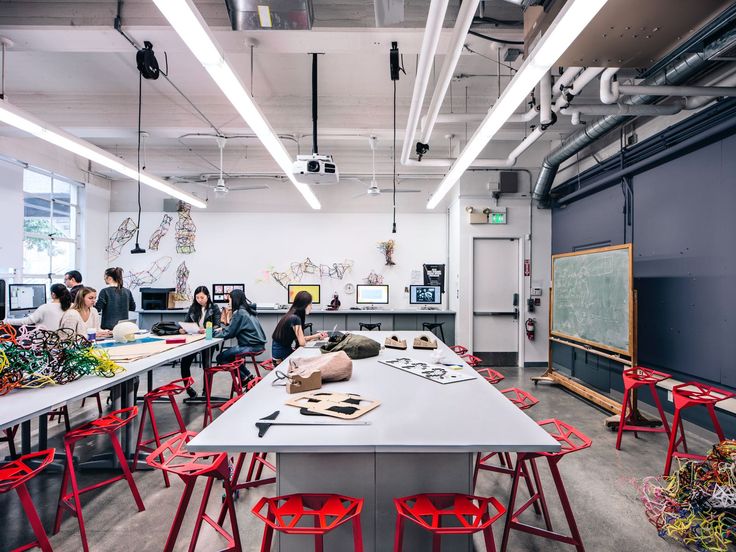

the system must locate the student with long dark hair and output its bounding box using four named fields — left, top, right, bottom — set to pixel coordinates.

left=215, top=289, right=266, bottom=382
left=5, top=283, right=72, bottom=329
left=271, top=290, right=327, bottom=361
left=179, top=286, right=221, bottom=398
left=95, top=267, right=136, bottom=330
